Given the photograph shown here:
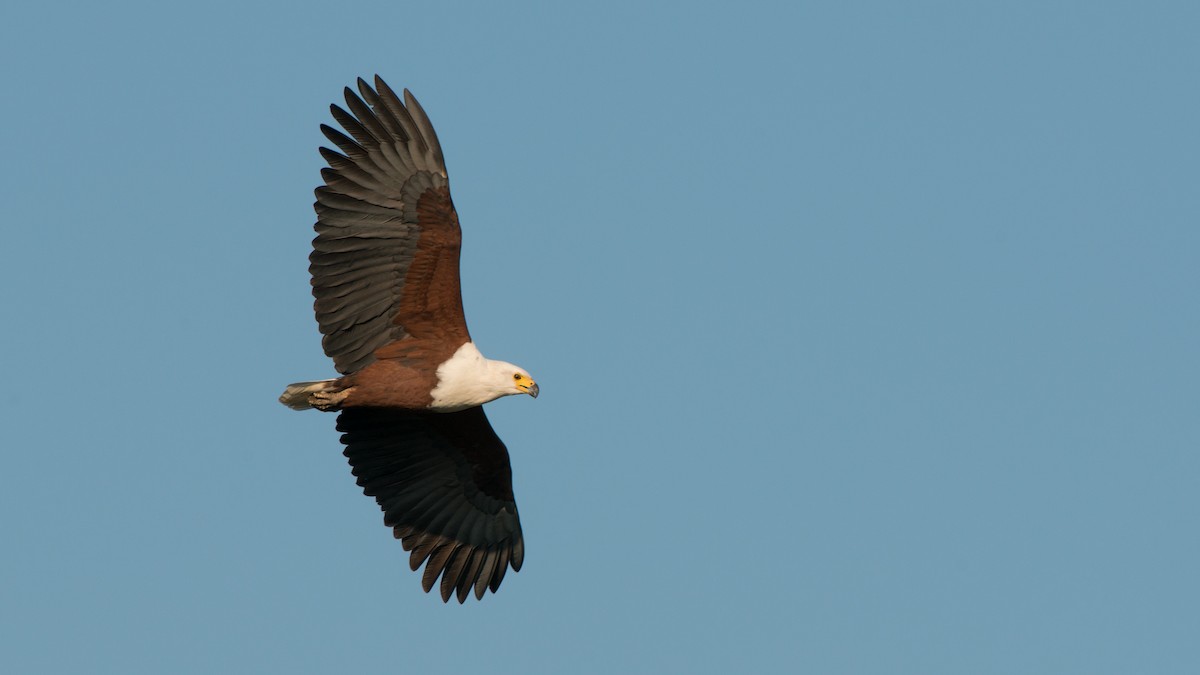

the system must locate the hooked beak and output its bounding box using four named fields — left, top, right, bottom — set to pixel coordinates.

left=524, top=382, right=539, bottom=399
